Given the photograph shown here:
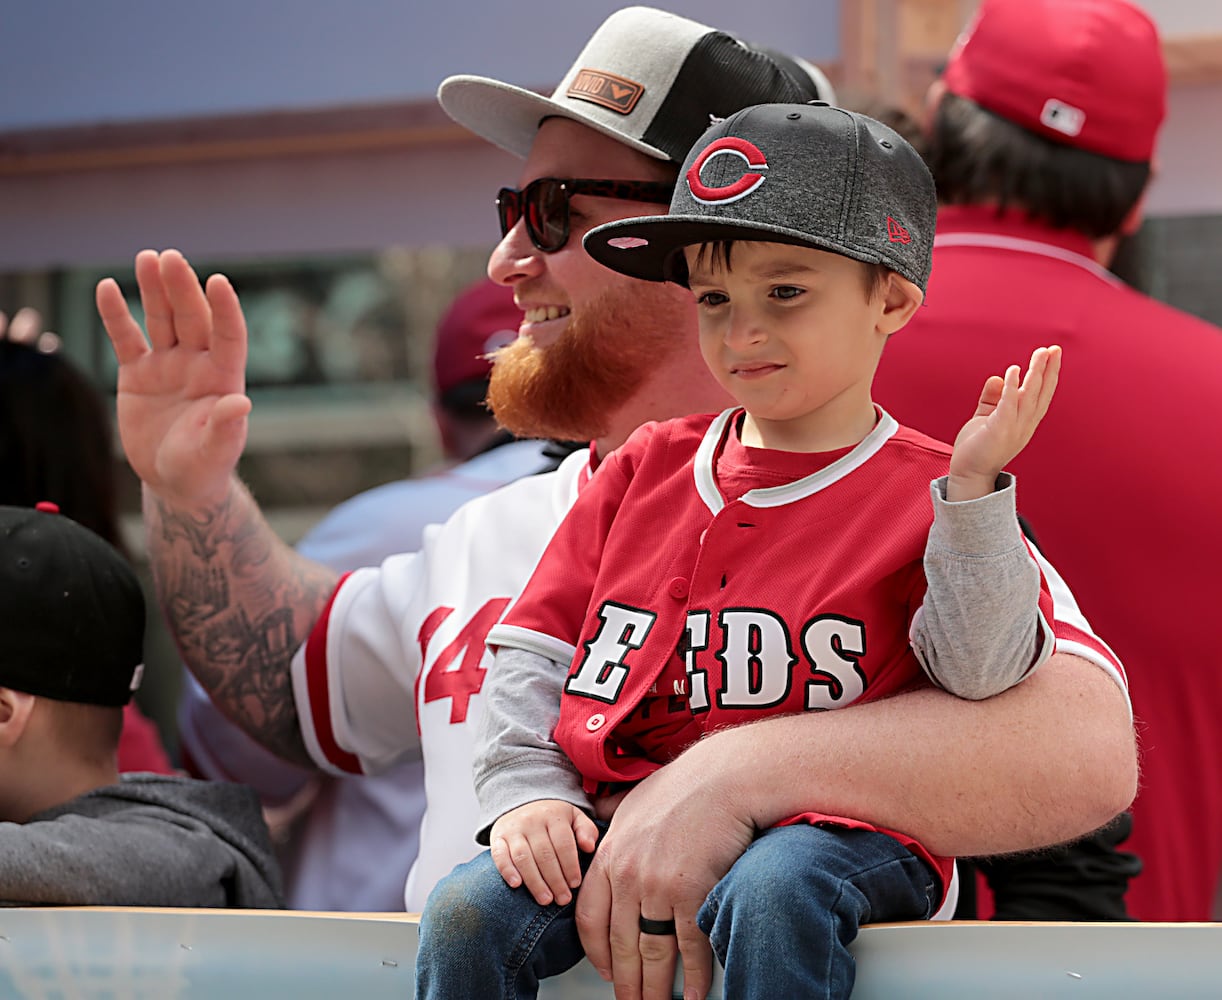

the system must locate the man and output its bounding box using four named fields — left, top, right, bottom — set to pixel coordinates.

left=177, top=278, right=551, bottom=911
left=873, top=0, right=1222, bottom=922
left=97, top=7, right=1136, bottom=996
